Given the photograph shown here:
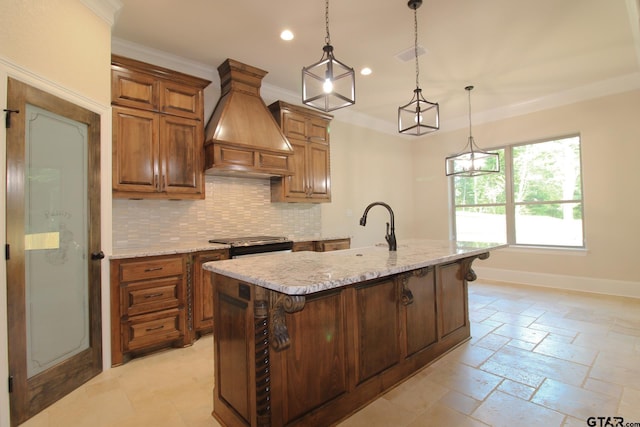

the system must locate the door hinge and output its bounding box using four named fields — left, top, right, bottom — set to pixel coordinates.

left=8, top=376, right=13, bottom=393
left=5, top=244, right=9, bottom=260
left=3, top=109, right=20, bottom=128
